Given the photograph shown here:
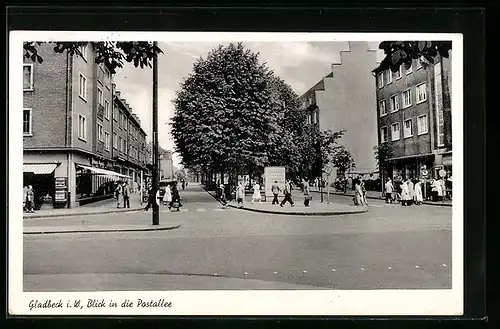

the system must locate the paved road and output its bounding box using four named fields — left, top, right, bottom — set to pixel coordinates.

left=24, top=183, right=452, bottom=291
